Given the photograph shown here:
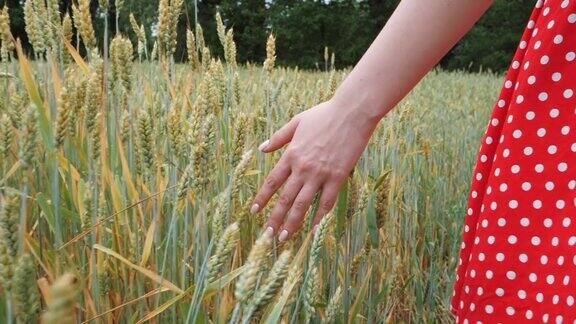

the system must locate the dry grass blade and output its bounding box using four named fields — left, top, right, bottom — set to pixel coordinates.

left=81, top=288, right=169, bottom=323
left=93, top=244, right=184, bottom=294
left=58, top=185, right=177, bottom=250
